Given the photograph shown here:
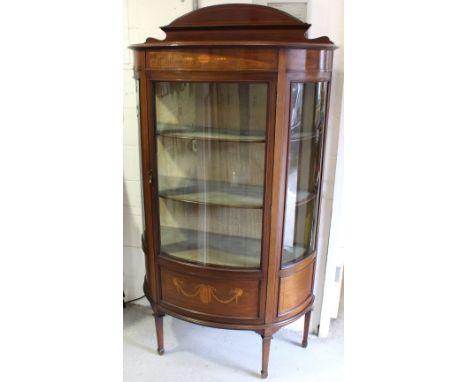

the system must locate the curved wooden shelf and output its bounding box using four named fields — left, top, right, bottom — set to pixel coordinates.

left=295, top=193, right=316, bottom=207
left=157, top=127, right=266, bottom=143
left=159, top=176, right=315, bottom=209
left=282, top=247, right=316, bottom=268
left=289, top=131, right=321, bottom=142
left=159, top=187, right=264, bottom=209
left=157, top=132, right=266, bottom=143
left=159, top=193, right=262, bottom=209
